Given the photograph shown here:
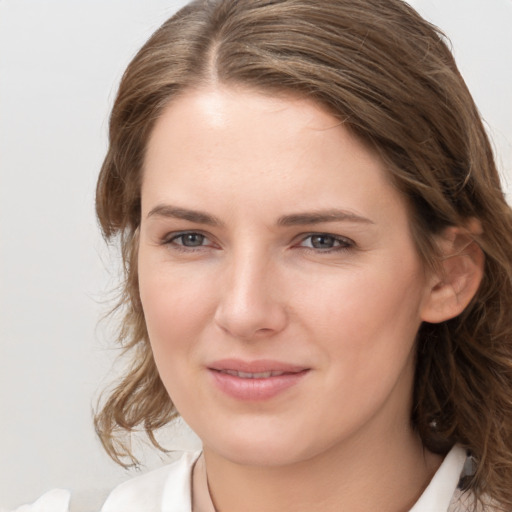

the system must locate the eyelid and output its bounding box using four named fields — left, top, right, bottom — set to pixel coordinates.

left=158, top=230, right=355, bottom=253
left=295, top=232, right=355, bottom=251
left=162, top=230, right=217, bottom=249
